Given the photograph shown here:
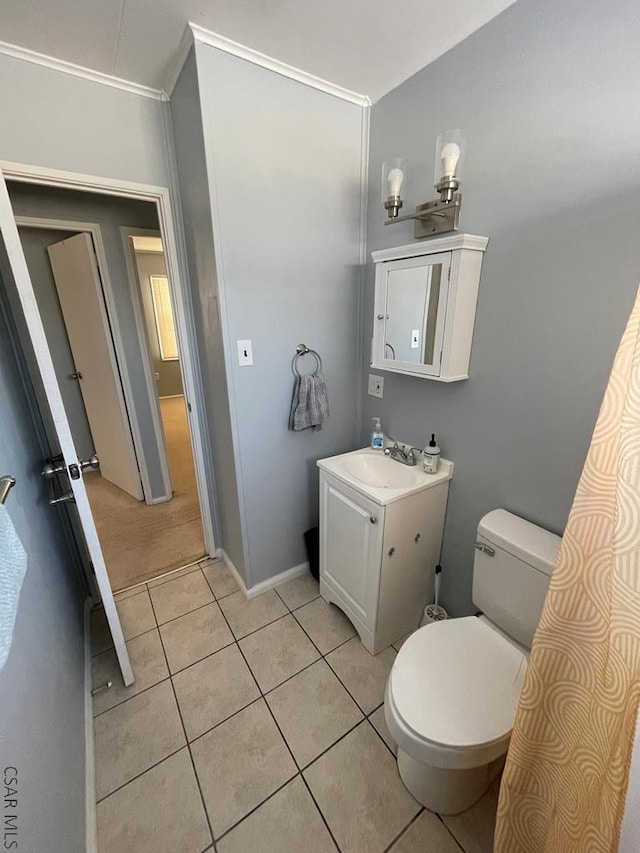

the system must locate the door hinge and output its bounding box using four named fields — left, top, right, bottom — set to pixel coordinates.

left=187, top=401, right=192, bottom=413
